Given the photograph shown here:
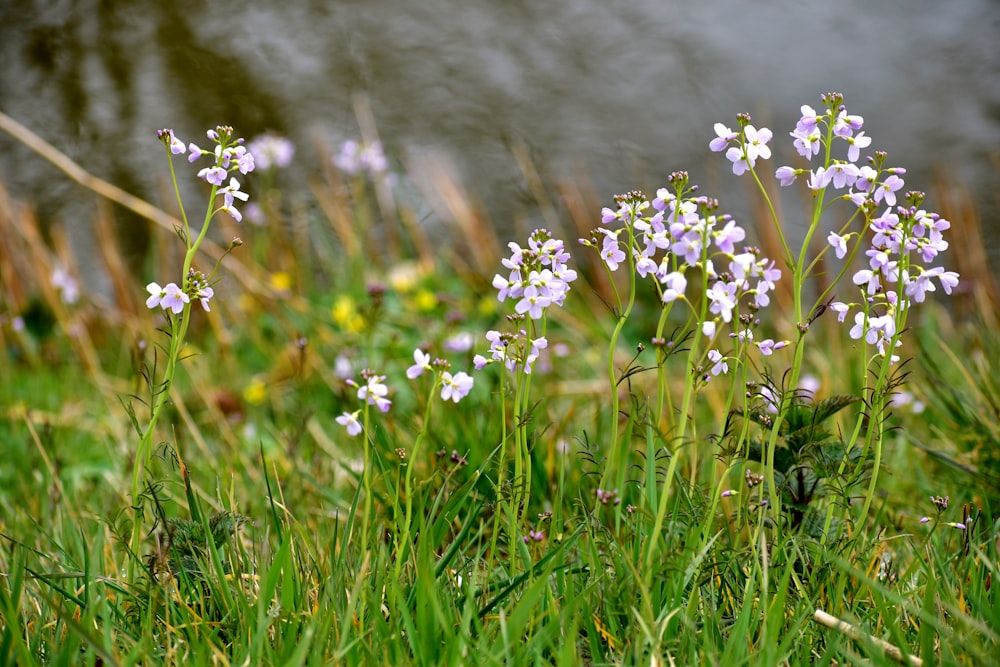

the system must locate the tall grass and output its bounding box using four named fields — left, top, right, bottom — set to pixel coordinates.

left=1, top=104, right=998, bottom=666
